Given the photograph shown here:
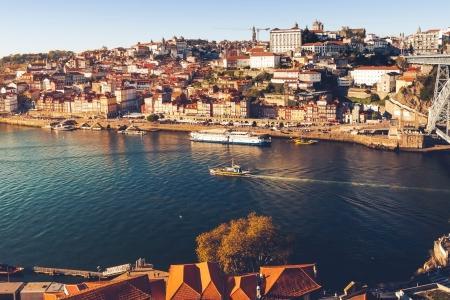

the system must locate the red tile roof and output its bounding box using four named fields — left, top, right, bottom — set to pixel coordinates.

left=250, top=52, right=276, bottom=57
left=61, top=275, right=154, bottom=300
left=227, top=273, right=258, bottom=300
left=260, top=264, right=321, bottom=299
left=166, top=262, right=225, bottom=300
